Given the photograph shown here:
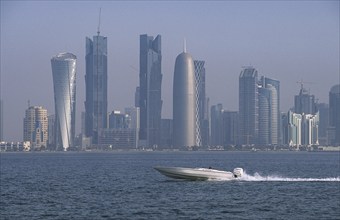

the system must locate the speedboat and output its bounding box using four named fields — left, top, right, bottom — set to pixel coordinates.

left=154, top=166, right=244, bottom=181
